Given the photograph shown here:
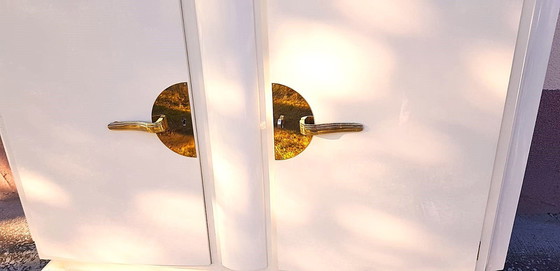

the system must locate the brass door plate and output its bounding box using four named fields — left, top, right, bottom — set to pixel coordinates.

left=152, top=82, right=197, bottom=157
left=272, top=83, right=313, bottom=160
